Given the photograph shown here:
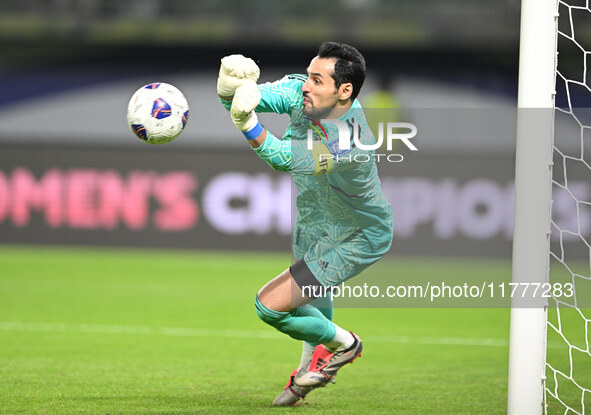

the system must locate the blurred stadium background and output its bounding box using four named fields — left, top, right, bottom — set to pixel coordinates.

left=0, top=0, right=531, bottom=256
left=0, top=1, right=587, bottom=413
